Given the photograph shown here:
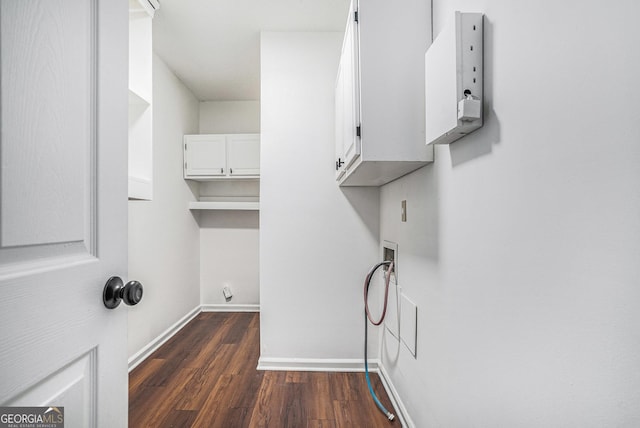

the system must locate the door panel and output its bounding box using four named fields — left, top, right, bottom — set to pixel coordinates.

left=334, top=58, right=345, bottom=180
left=185, top=135, right=226, bottom=176
left=228, top=134, right=260, bottom=176
left=341, top=0, right=360, bottom=169
left=0, top=0, right=93, bottom=248
left=0, top=0, right=97, bottom=272
left=0, top=0, right=129, bottom=427
left=4, top=349, right=97, bottom=427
